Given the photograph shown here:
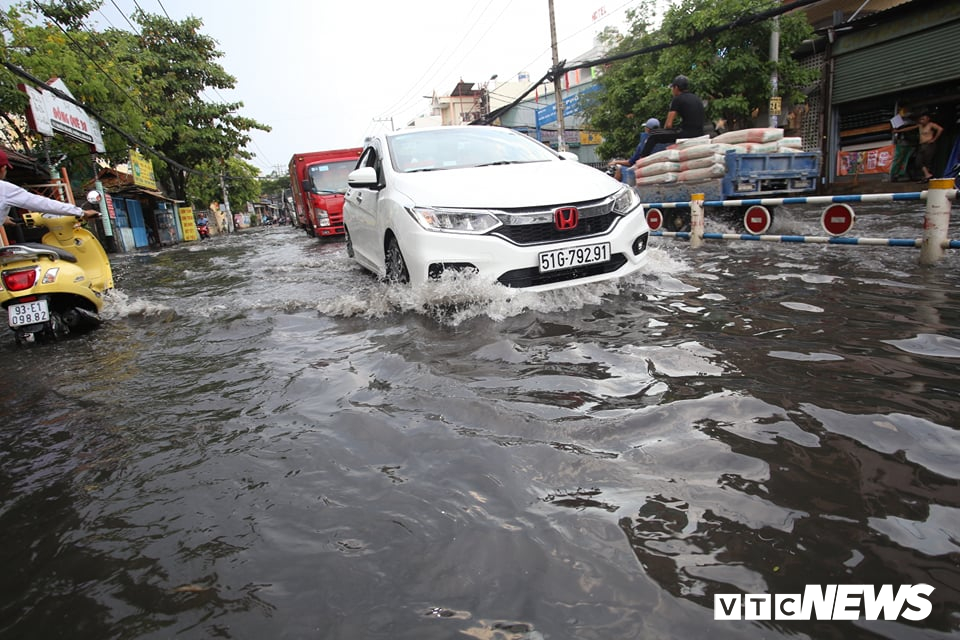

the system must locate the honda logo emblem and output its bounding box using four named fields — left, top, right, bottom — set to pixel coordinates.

left=554, top=207, right=579, bottom=230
